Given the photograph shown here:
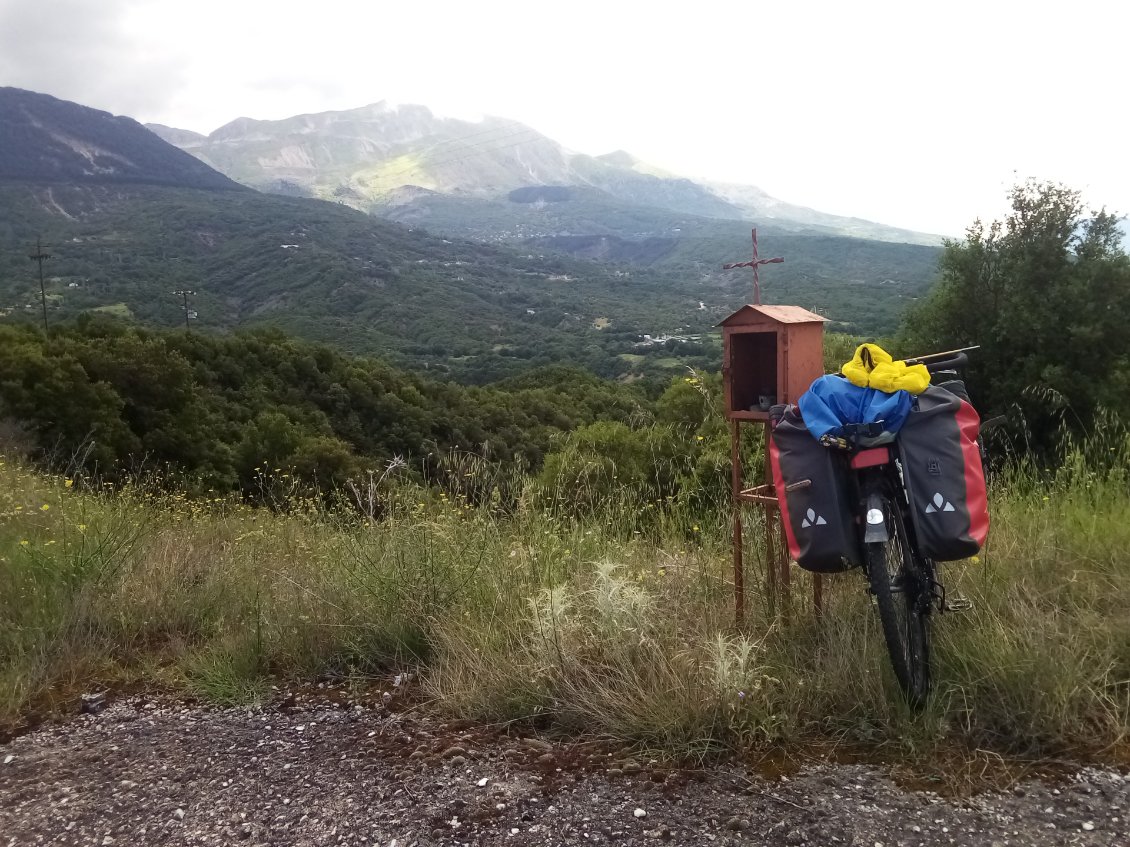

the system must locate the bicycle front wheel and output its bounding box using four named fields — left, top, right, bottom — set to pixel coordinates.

left=866, top=494, right=932, bottom=708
